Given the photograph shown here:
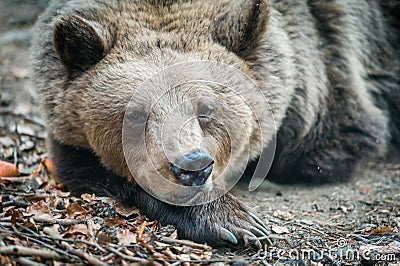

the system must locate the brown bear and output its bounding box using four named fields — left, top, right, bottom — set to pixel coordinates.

left=30, top=0, right=400, bottom=247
